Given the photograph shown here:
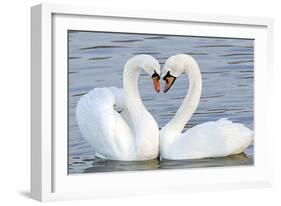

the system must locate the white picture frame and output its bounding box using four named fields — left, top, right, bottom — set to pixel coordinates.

left=31, top=3, right=274, bottom=202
